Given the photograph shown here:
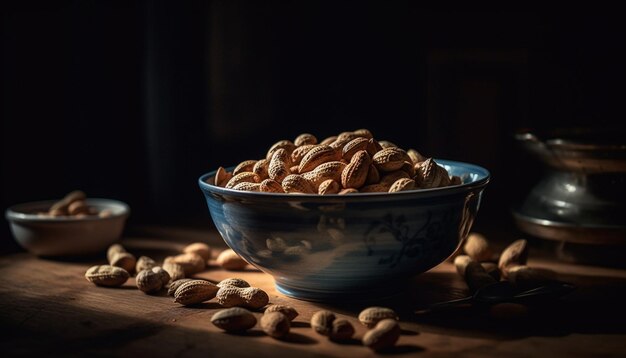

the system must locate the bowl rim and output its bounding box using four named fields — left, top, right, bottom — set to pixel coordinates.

left=5, top=198, right=130, bottom=223
left=198, top=158, right=490, bottom=200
